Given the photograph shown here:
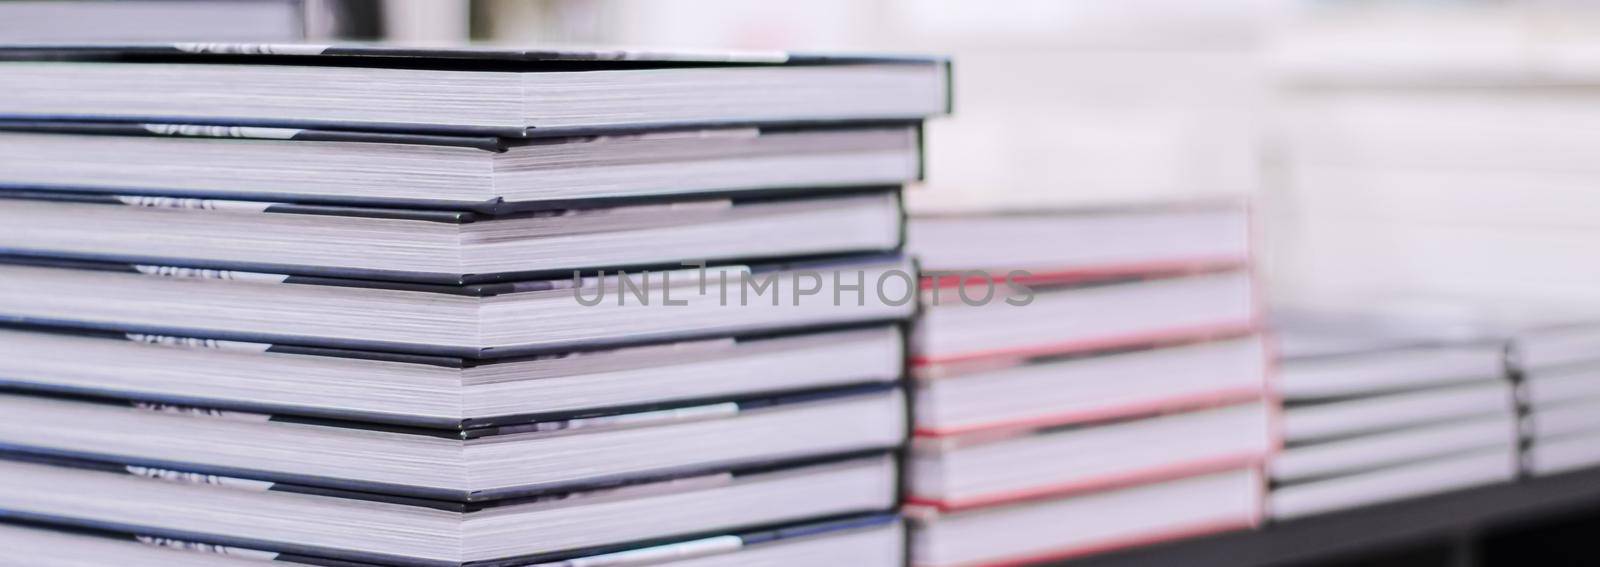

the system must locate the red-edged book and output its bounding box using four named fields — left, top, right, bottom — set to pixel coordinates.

left=907, top=399, right=1274, bottom=512
left=905, top=467, right=1264, bottom=567
left=908, top=202, right=1269, bottom=435
left=908, top=202, right=1260, bottom=369
left=913, top=334, right=1270, bottom=437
